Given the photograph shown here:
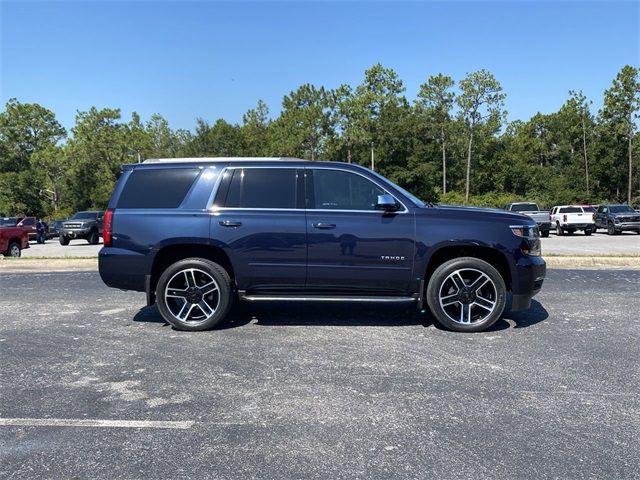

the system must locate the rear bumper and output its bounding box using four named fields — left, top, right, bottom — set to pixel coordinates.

left=98, top=247, right=150, bottom=292
left=510, top=255, right=546, bottom=312
left=559, top=223, right=594, bottom=229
